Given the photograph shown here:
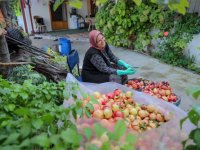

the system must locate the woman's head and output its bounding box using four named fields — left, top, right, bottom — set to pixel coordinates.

left=89, top=30, right=106, bottom=50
